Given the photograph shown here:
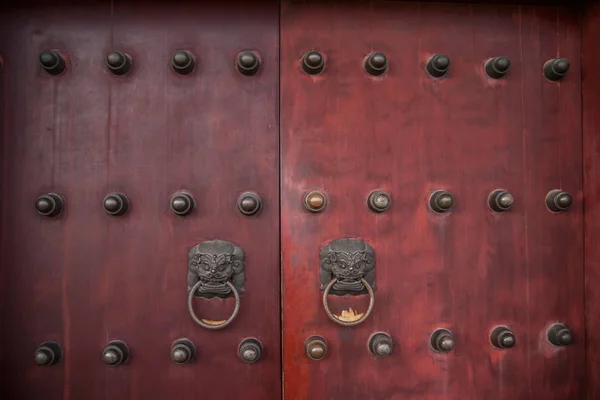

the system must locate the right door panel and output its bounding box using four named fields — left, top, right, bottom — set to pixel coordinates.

left=280, top=2, right=584, bottom=399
